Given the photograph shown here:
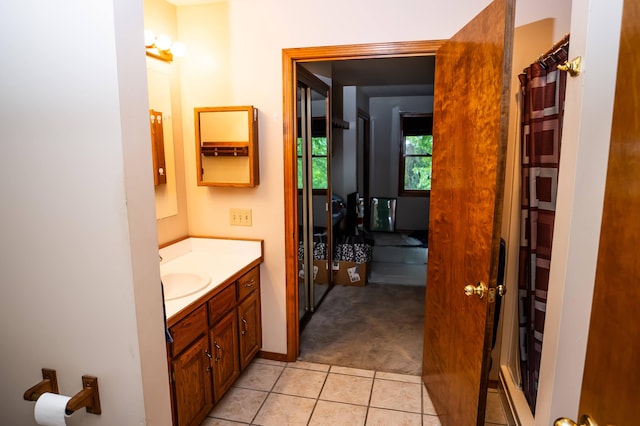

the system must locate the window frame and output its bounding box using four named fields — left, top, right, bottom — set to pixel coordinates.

left=398, top=112, right=433, bottom=196
left=297, top=132, right=329, bottom=194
